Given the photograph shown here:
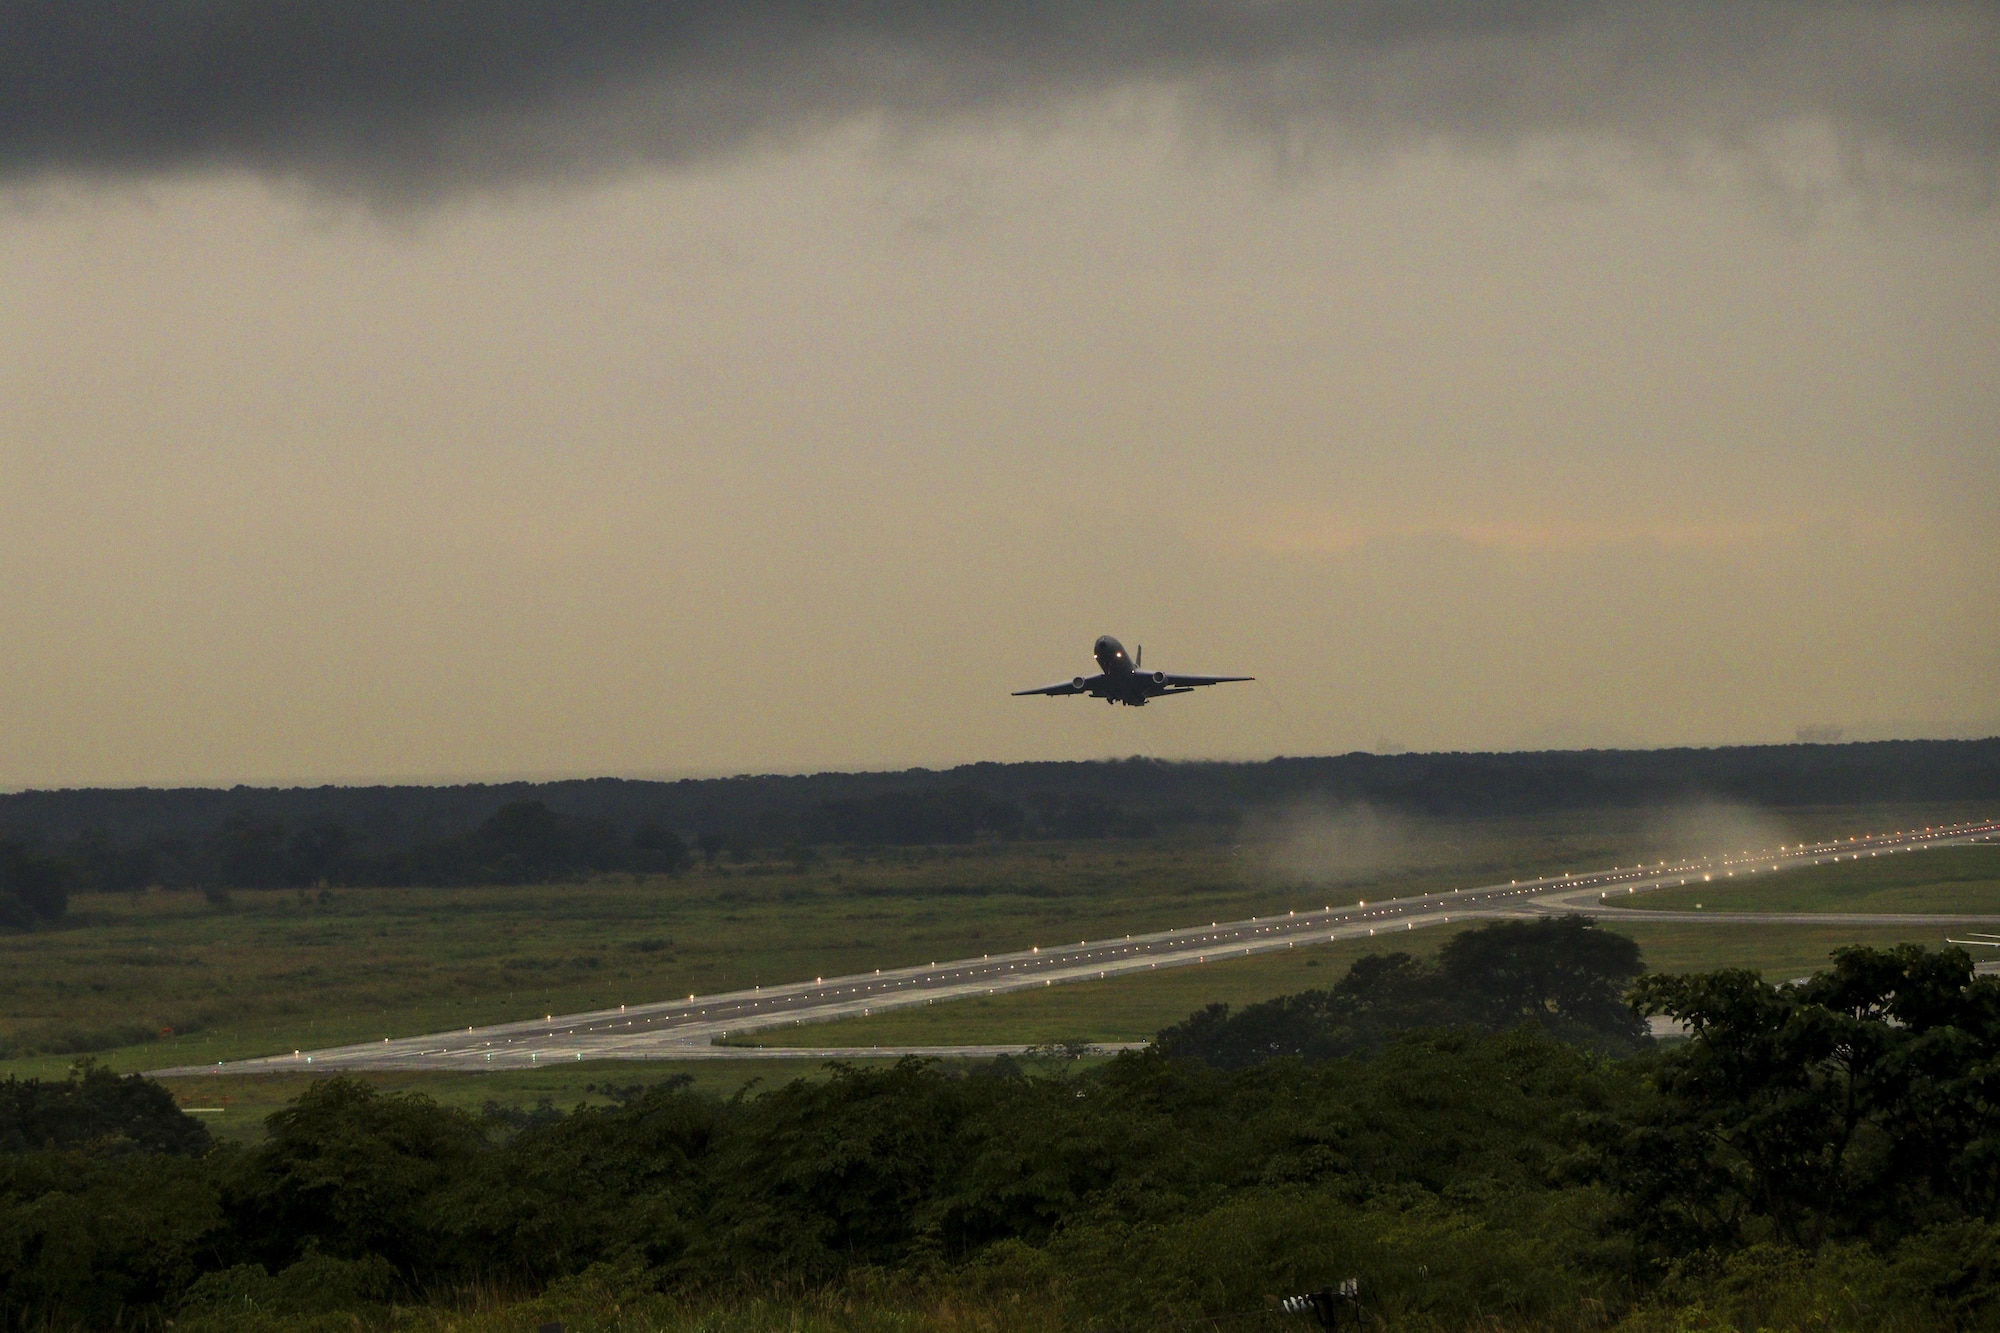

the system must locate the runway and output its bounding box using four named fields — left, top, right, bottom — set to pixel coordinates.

left=151, top=816, right=1999, bottom=1076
